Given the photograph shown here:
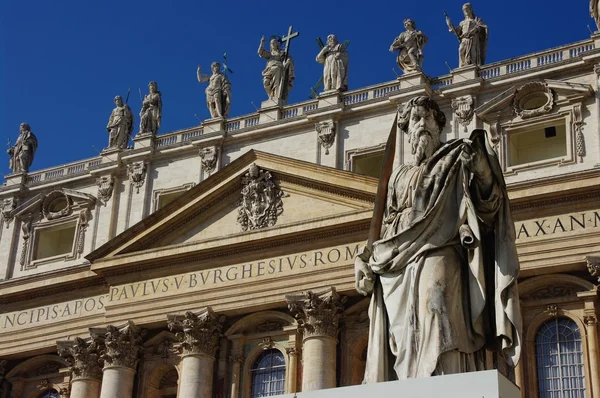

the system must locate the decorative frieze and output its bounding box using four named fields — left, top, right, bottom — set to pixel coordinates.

left=167, top=307, right=226, bottom=357
left=451, top=96, right=474, bottom=132
left=96, top=176, right=115, bottom=205
left=521, top=285, right=583, bottom=301
left=57, top=337, right=103, bottom=380
left=315, top=121, right=336, bottom=155
left=199, top=146, right=219, bottom=174
left=286, top=287, right=347, bottom=339
left=127, top=162, right=147, bottom=194
left=95, top=323, right=145, bottom=369
left=237, top=164, right=285, bottom=231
